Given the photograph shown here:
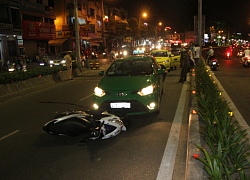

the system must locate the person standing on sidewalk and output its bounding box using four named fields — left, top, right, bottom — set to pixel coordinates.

left=177, top=46, right=190, bottom=83
left=64, top=52, right=73, bottom=80
left=194, top=43, right=200, bottom=65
